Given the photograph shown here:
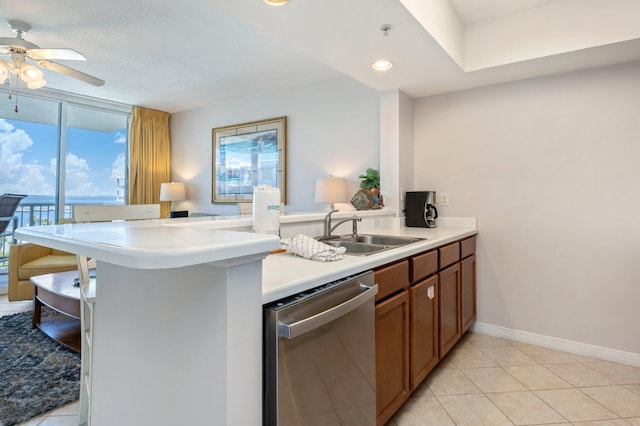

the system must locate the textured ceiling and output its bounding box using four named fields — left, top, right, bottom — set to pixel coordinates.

left=0, top=0, right=638, bottom=113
